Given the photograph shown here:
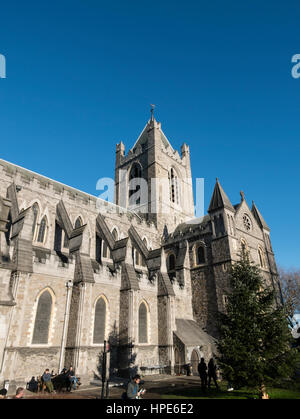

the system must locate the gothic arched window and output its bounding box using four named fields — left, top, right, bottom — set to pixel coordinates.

left=102, top=241, right=109, bottom=259
left=96, top=234, right=102, bottom=263
left=133, top=248, right=142, bottom=266
left=75, top=217, right=82, bottom=229
left=227, top=214, right=233, bottom=235
left=258, top=247, right=265, bottom=268
left=112, top=228, right=118, bottom=241
left=168, top=168, right=180, bottom=205
left=241, top=239, right=248, bottom=254
left=32, top=290, right=53, bottom=344
left=195, top=244, right=205, bottom=265
left=168, top=253, right=176, bottom=271
left=93, top=297, right=107, bottom=344
left=167, top=253, right=176, bottom=281
left=138, top=301, right=148, bottom=343
left=54, top=222, right=62, bottom=251
left=37, top=216, right=47, bottom=243
left=216, top=214, right=225, bottom=236
left=129, top=163, right=142, bottom=206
